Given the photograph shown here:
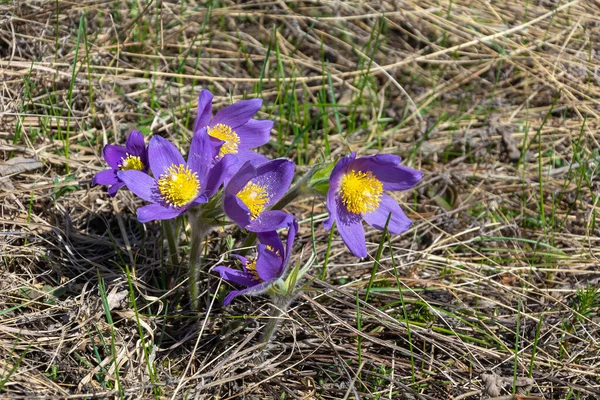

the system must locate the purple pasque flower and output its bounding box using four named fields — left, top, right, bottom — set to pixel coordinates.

left=214, top=218, right=298, bottom=305
left=324, top=152, right=422, bottom=258
left=194, top=89, right=273, bottom=181
left=223, top=159, right=295, bottom=232
left=117, top=130, right=233, bottom=223
left=93, top=130, right=148, bottom=196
